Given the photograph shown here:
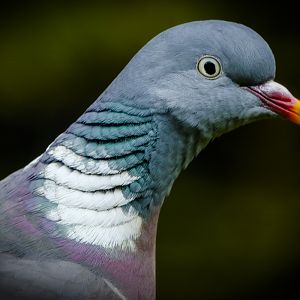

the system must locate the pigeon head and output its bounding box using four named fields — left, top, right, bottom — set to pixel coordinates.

left=106, top=20, right=300, bottom=138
